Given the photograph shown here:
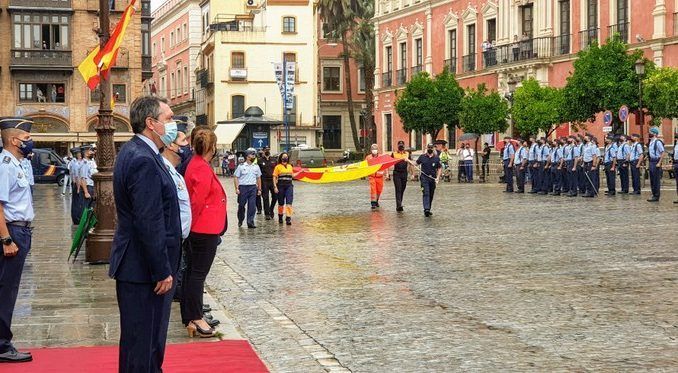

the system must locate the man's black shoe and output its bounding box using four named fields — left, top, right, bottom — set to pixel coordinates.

left=265, top=215, right=272, bottom=220
left=647, top=197, right=659, bottom=202
left=247, top=224, right=257, bottom=229
left=619, top=191, right=628, bottom=194
left=673, top=200, right=678, bottom=204
left=237, top=220, right=243, bottom=227
left=514, top=190, right=524, bottom=193
left=503, top=190, right=513, bottom=193
left=256, top=210, right=262, bottom=215
left=0, top=348, right=32, bottom=363
left=396, top=206, right=404, bottom=212
left=633, top=191, right=641, bottom=195
left=582, top=193, right=594, bottom=198
left=424, top=210, right=431, bottom=217
left=537, top=191, right=547, bottom=195
left=567, top=193, right=577, bottom=197
left=206, top=317, right=220, bottom=328
left=202, top=304, right=212, bottom=313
